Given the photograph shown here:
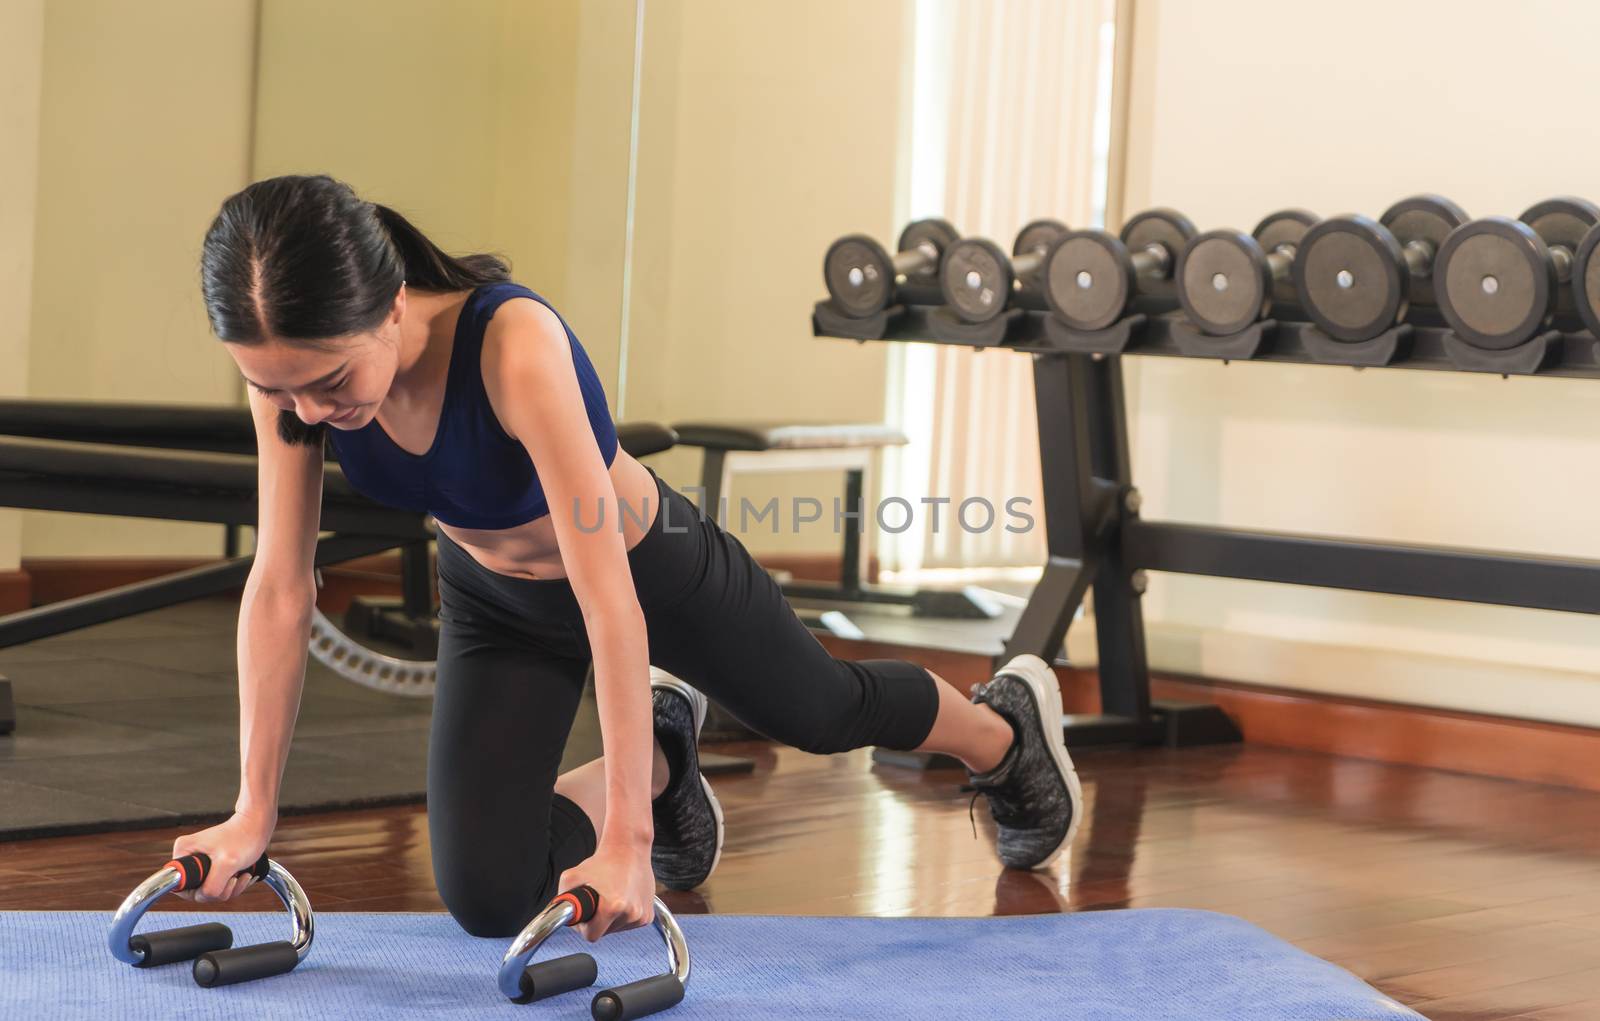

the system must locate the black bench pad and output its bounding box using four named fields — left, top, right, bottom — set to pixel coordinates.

left=669, top=421, right=907, bottom=452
